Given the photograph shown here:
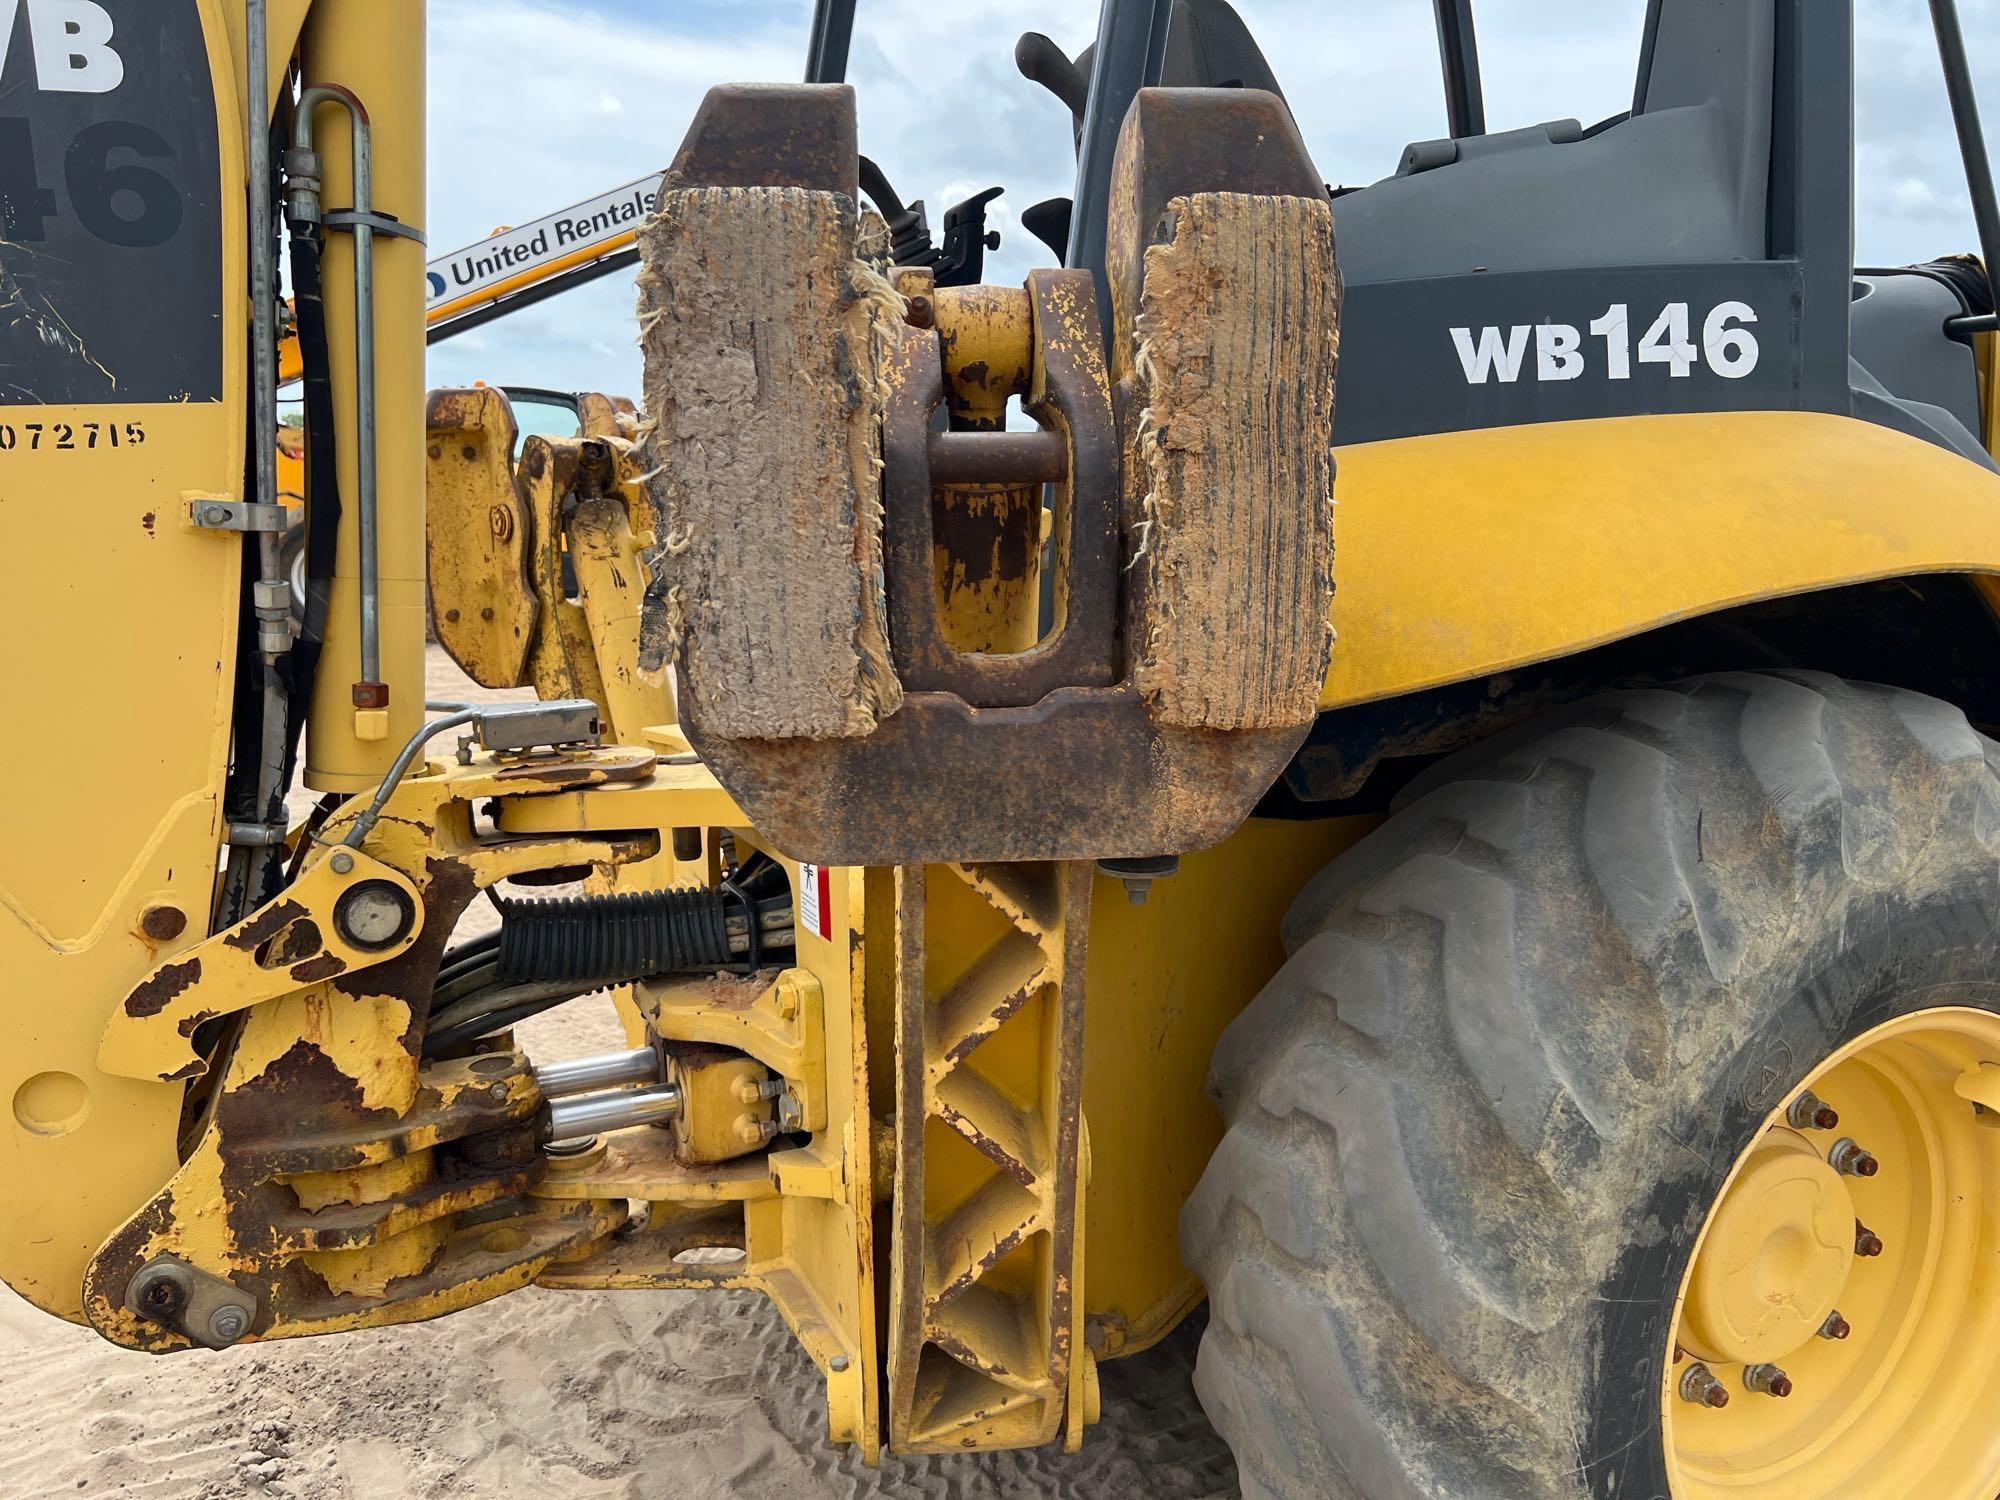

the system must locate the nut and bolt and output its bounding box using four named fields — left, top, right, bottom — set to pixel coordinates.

left=1678, top=1363, right=1730, bottom=1409
left=207, top=1305, right=250, bottom=1345
left=1786, top=1090, right=1840, bottom=1131
left=137, top=1274, right=187, bottom=1318
left=201, top=504, right=232, bottom=526
left=1817, top=1309, right=1852, bottom=1341
left=486, top=1082, right=510, bottom=1102
left=1855, top=1221, right=1885, bottom=1257
left=1828, top=1137, right=1879, bottom=1177
left=1742, top=1363, right=1794, bottom=1398
left=904, top=295, right=934, bottom=329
